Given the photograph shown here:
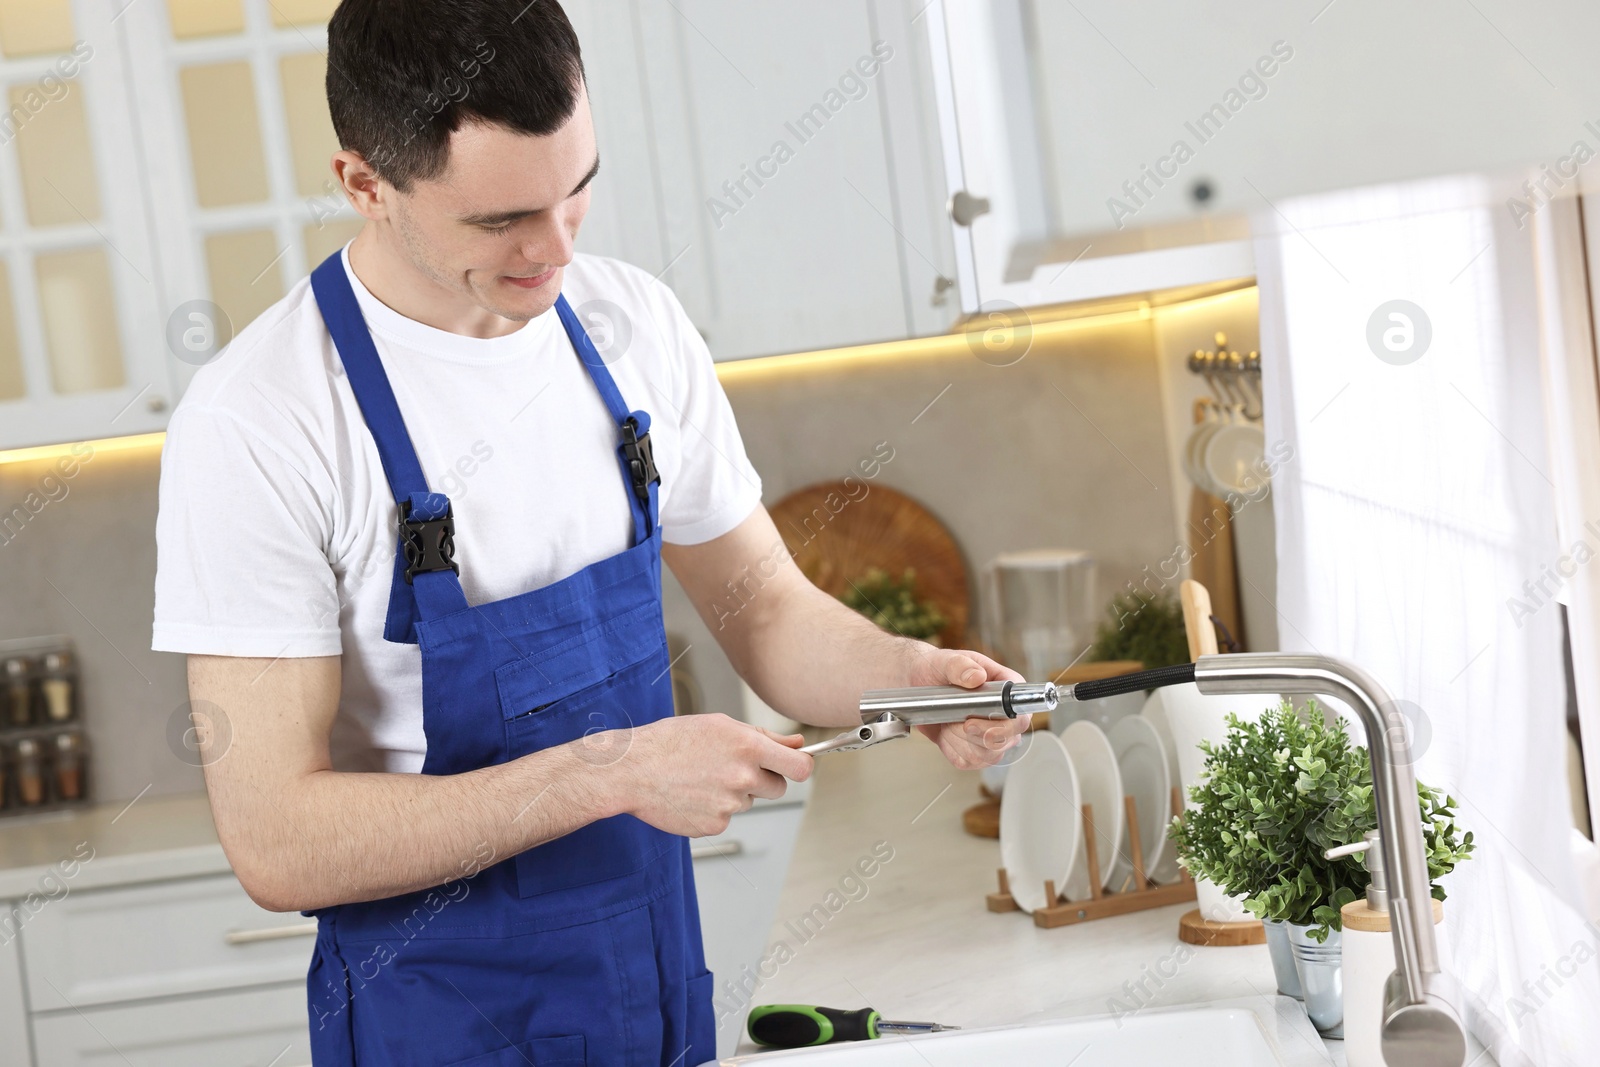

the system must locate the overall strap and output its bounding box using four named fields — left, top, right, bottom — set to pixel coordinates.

left=554, top=294, right=661, bottom=544
left=310, top=252, right=469, bottom=642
